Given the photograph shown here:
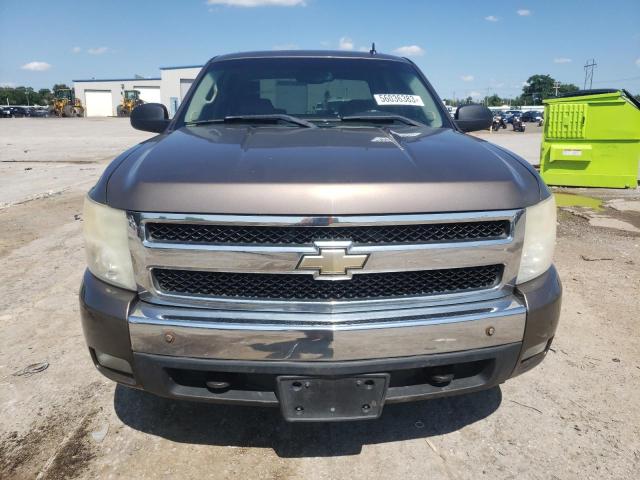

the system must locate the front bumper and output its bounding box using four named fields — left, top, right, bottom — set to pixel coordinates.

left=128, top=297, right=526, bottom=361
left=80, top=266, right=561, bottom=407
